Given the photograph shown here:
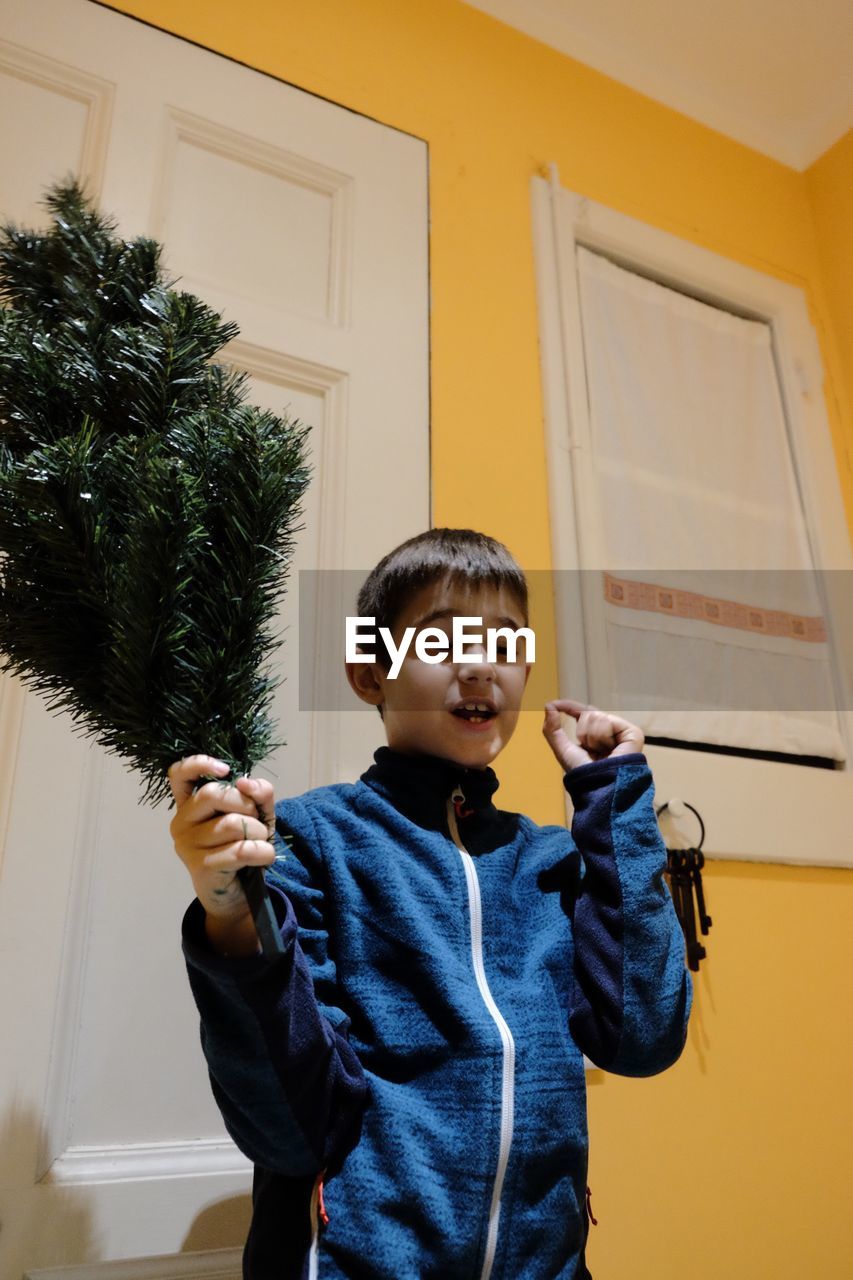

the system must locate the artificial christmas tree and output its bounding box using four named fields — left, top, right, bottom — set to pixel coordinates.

left=0, top=179, right=312, bottom=952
